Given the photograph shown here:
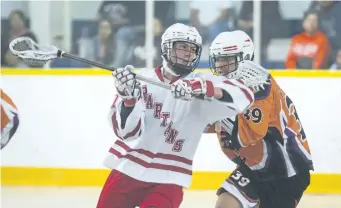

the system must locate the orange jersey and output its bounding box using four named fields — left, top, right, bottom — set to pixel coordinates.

left=1, top=89, right=19, bottom=149
left=212, top=76, right=313, bottom=180
left=285, top=31, right=329, bottom=69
